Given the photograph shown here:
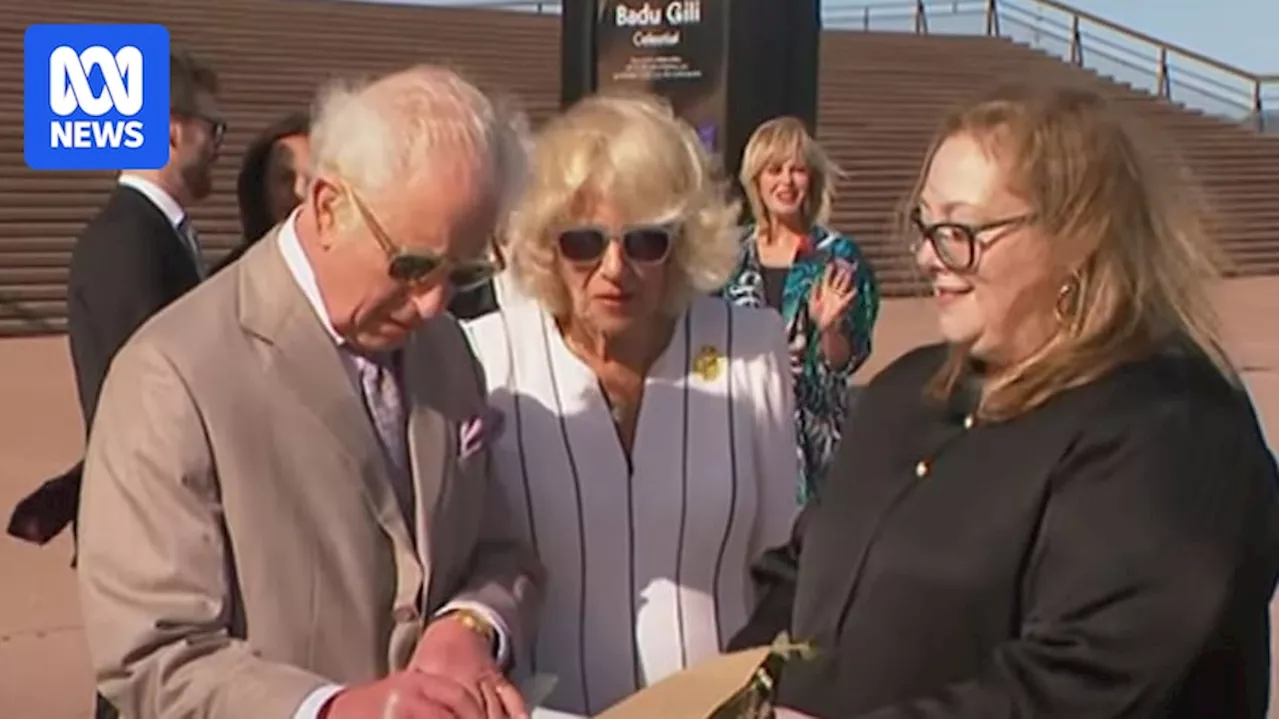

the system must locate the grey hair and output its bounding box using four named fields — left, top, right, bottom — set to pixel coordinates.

left=308, top=64, right=529, bottom=216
